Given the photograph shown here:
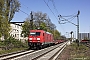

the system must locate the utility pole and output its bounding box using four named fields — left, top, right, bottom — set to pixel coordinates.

left=77, top=10, right=80, bottom=42
left=58, top=10, right=80, bottom=45
left=30, top=11, right=33, bottom=30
